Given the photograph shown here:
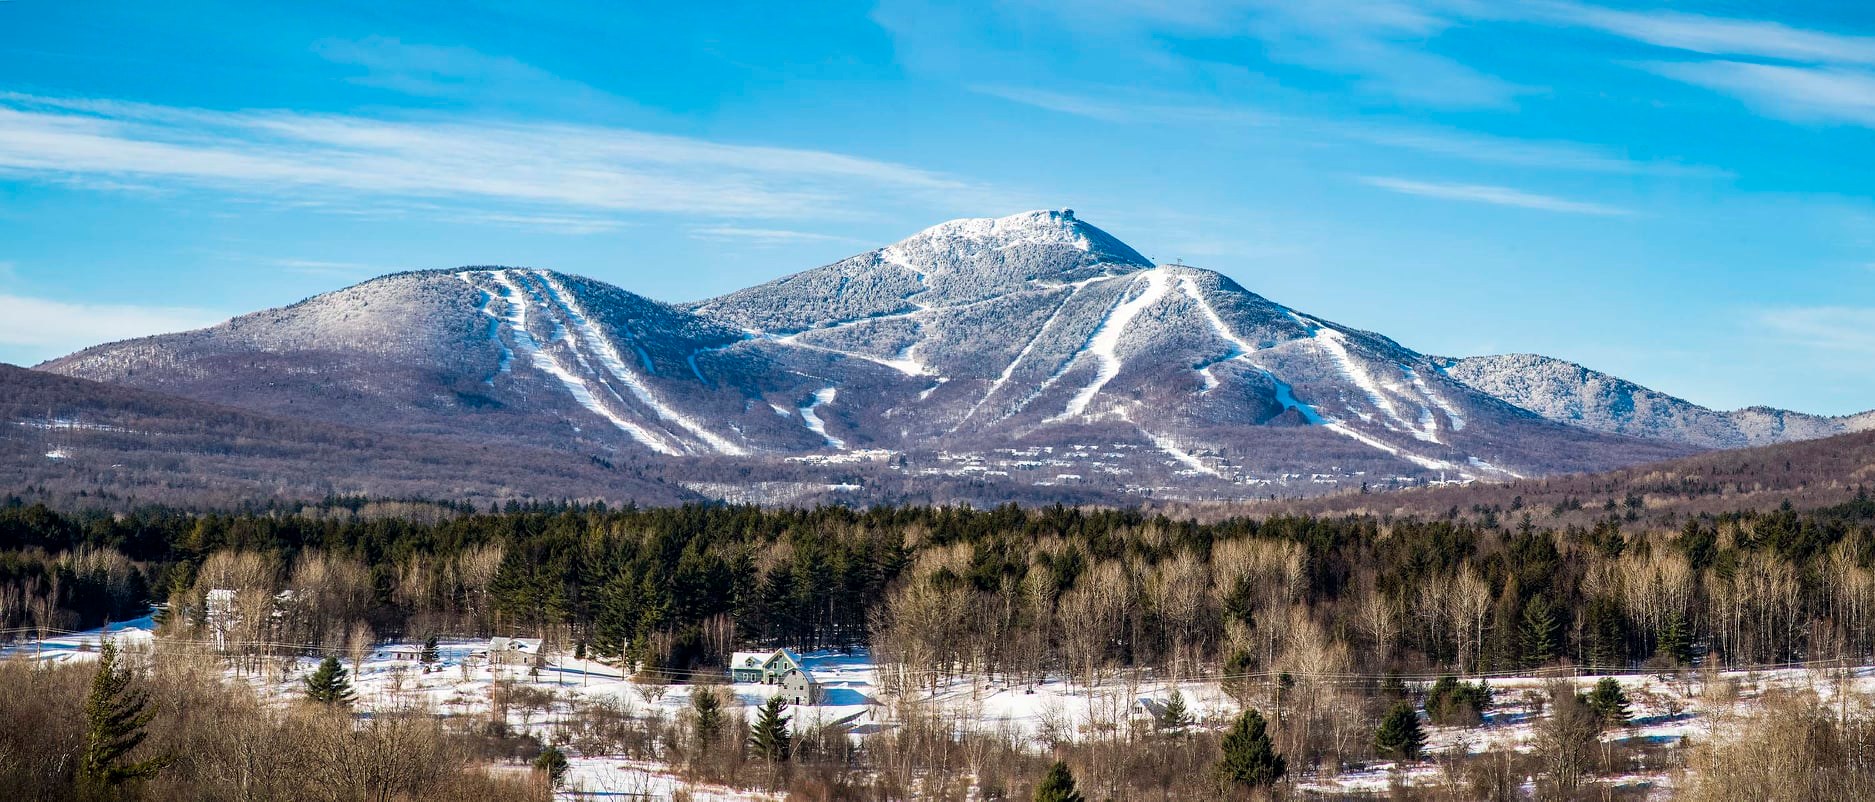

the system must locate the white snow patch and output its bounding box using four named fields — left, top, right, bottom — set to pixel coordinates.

left=465, top=271, right=682, bottom=456
left=1325, top=421, right=1462, bottom=473
left=534, top=272, right=747, bottom=456
left=457, top=272, right=515, bottom=383
left=1055, top=269, right=1172, bottom=420
left=1141, top=427, right=1220, bottom=477
left=800, top=387, right=845, bottom=449
left=1409, top=367, right=1468, bottom=432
